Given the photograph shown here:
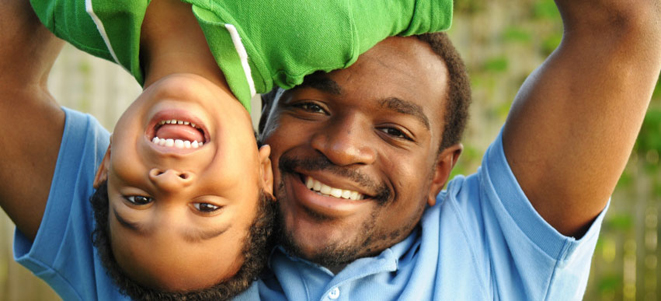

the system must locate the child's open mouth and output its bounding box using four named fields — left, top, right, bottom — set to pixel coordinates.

left=151, top=118, right=207, bottom=149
